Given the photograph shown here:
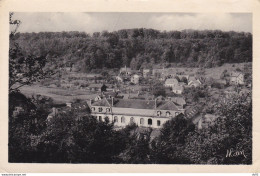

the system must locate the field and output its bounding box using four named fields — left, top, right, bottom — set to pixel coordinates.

left=20, top=85, right=98, bottom=103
